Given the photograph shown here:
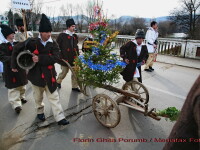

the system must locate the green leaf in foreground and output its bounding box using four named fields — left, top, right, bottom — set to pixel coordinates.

left=156, top=107, right=181, bottom=122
